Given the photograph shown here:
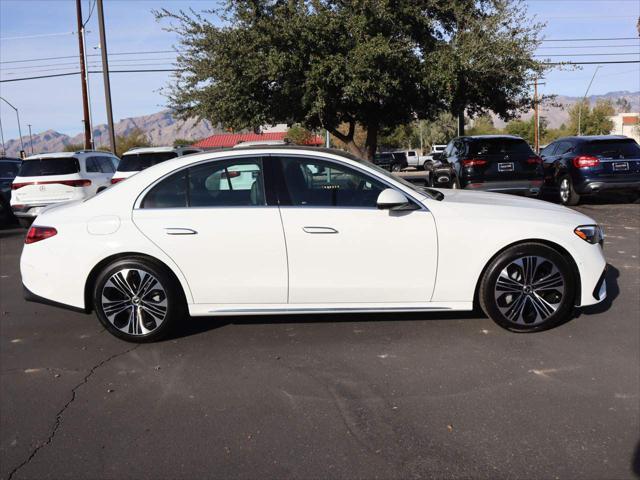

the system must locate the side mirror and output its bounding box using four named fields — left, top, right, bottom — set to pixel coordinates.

left=376, top=188, right=413, bottom=210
